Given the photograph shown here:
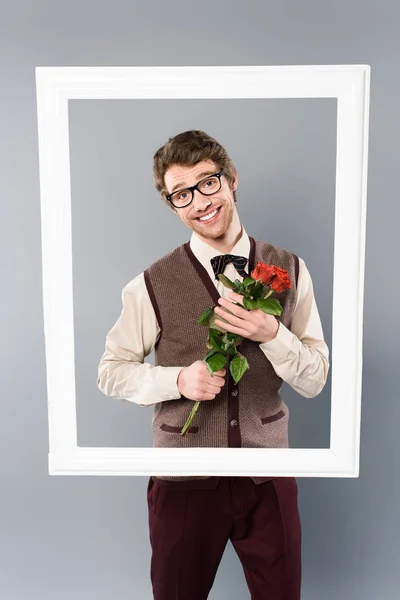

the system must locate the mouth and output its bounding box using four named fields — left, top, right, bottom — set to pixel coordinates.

left=196, top=206, right=222, bottom=224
